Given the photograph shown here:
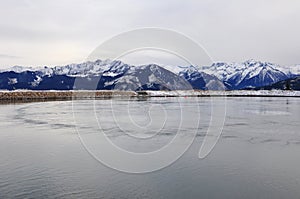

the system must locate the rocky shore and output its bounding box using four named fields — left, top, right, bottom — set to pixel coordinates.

left=0, top=90, right=137, bottom=101
left=0, top=90, right=299, bottom=102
